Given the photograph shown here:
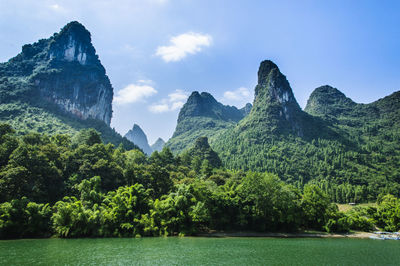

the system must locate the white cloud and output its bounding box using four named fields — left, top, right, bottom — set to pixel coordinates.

left=48, top=3, right=68, bottom=13
left=171, top=101, right=185, bottom=110
left=149, top=89, right=189, bottom=113
left=221, top=87, right=253, bottom=107
left=224, top=87, right=251, bottom=101
left=114, top=83, right=157, bottom=105
left=149, top=103, right=169, bottom=113
left=156, top=32, right=212, bottom=62
left=168, top=90, right=189, bottom=102
left=50, top=4, right=60, bottom=10
left=137, top=79, right=154, bottom=85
